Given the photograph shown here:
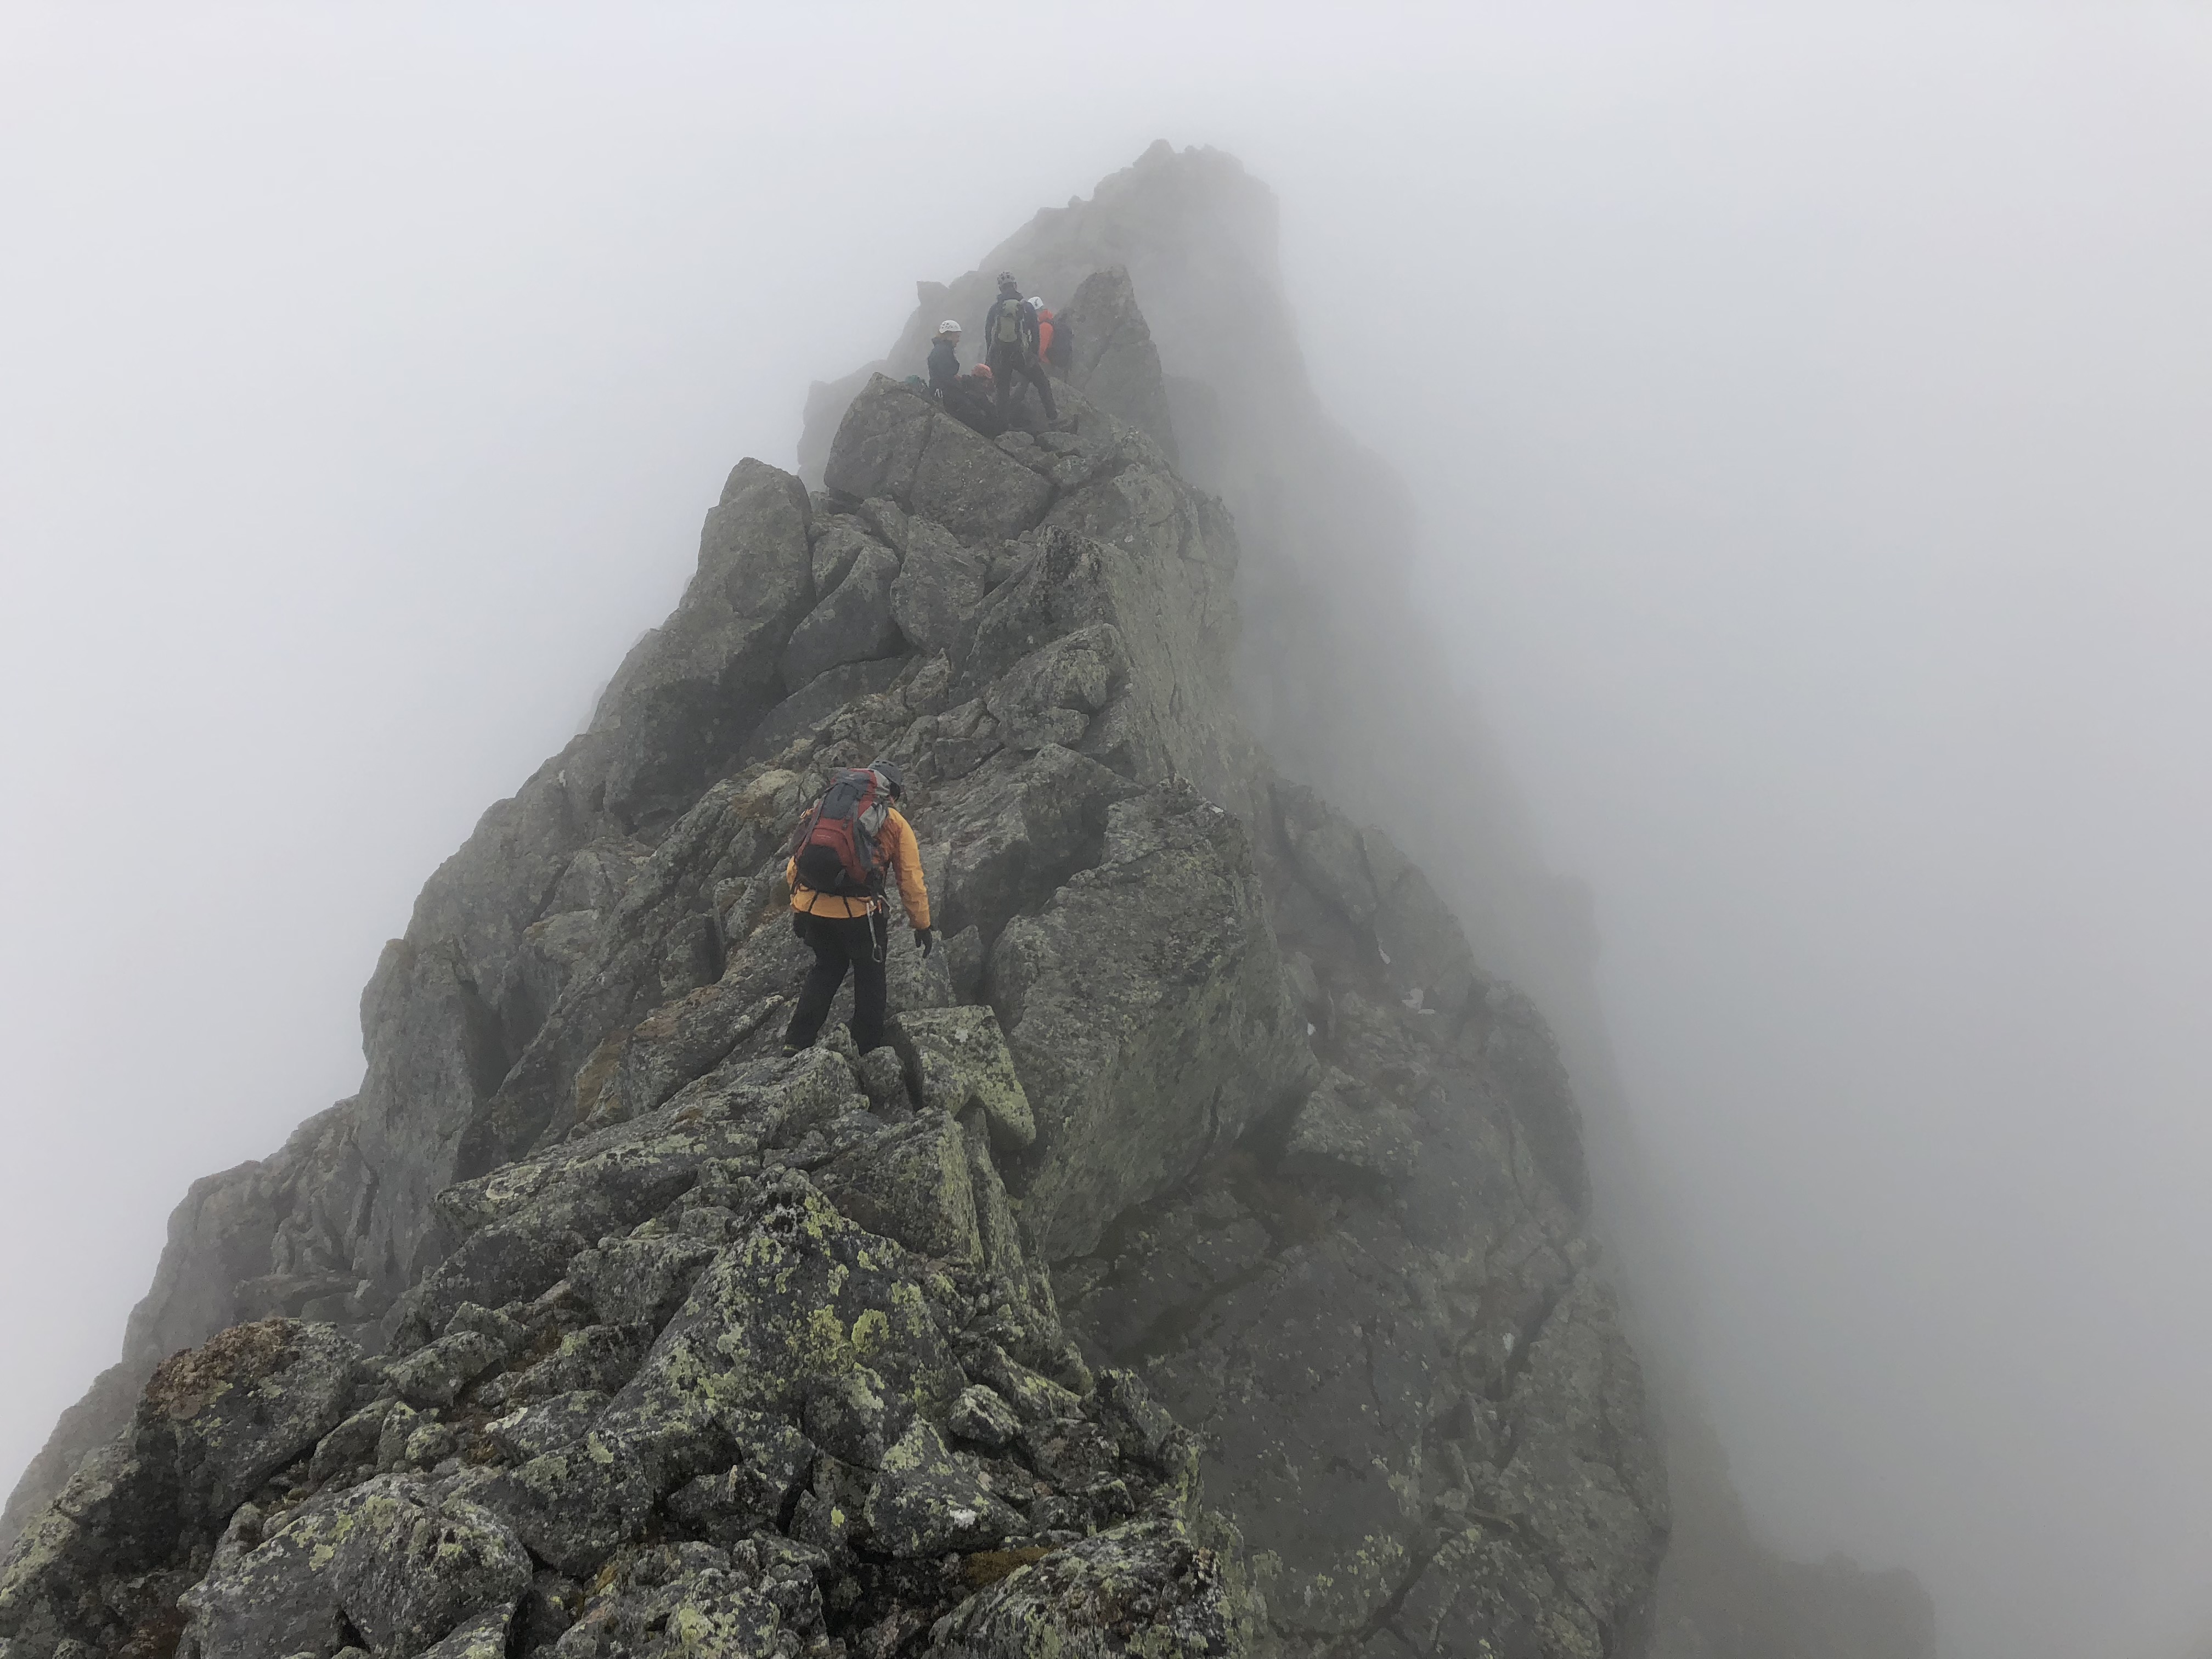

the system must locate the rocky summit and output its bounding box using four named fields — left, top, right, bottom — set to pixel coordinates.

left=0, top=145, right=1911, bottom=1659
